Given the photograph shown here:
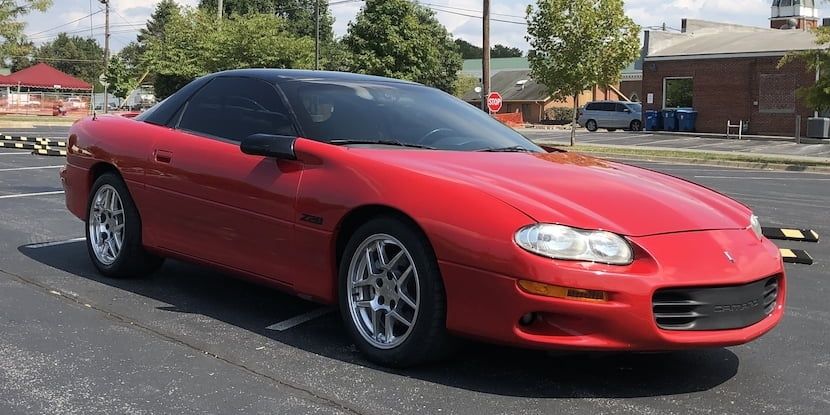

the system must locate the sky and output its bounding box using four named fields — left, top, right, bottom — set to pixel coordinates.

left=21, top=0, right=830, bottom=53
